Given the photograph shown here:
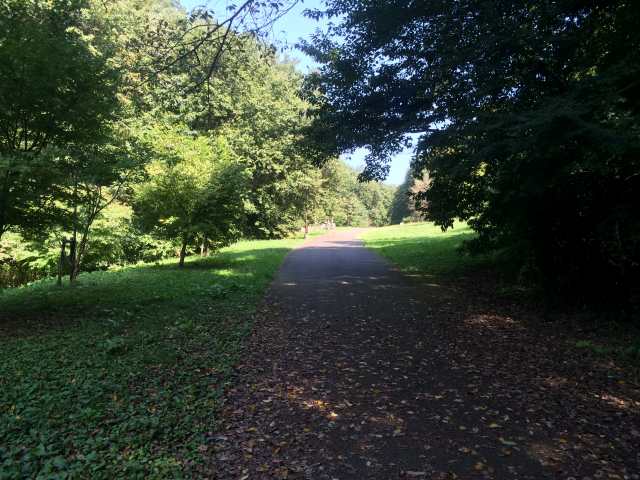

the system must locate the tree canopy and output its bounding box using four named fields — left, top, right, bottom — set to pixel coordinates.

left=0, top=0, right=120, bottom=237
left=303, top=0, right=640, bottom=306
left=134, top=127, right=245, bottom=266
